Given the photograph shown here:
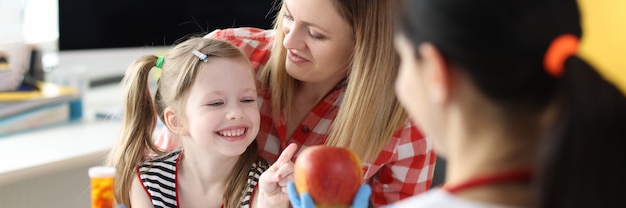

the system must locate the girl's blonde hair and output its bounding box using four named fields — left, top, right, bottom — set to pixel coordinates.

left=262, top=0, right=408, bottom=161
left=106, top=37, right=267, bottom=208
